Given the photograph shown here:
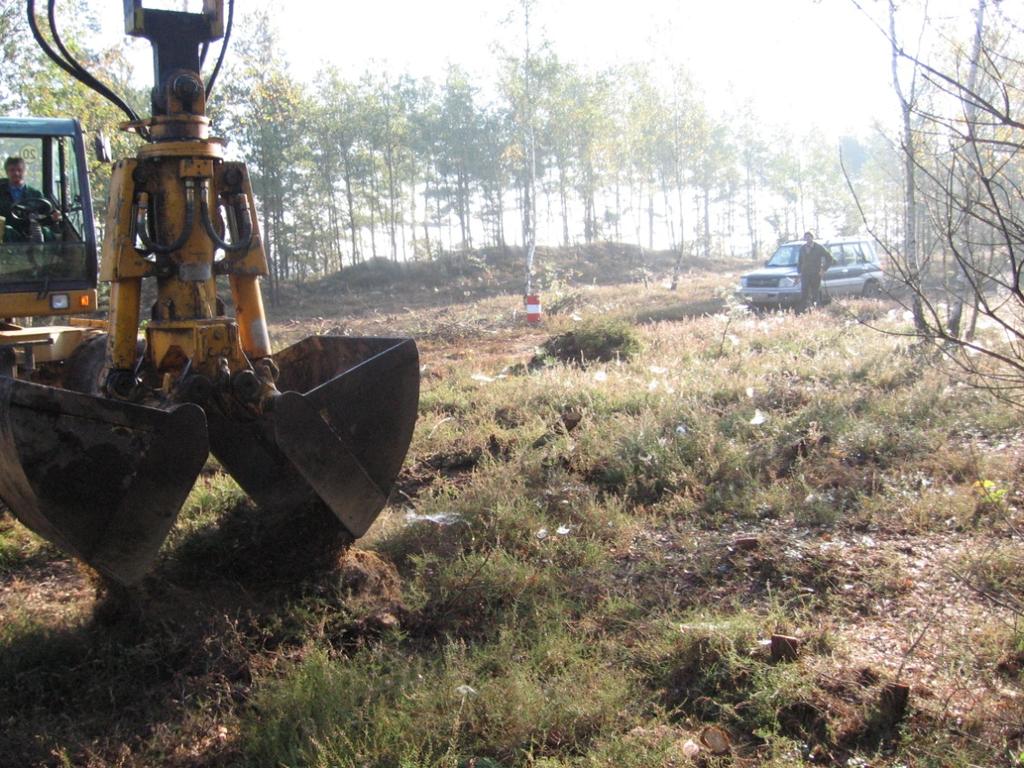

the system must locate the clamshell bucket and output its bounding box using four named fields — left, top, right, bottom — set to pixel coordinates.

left=0, top=376, right=208, bottom=584
left=207, top=337, right=419, bottom=538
